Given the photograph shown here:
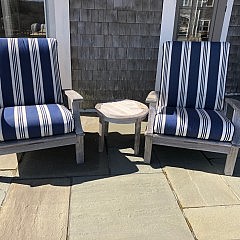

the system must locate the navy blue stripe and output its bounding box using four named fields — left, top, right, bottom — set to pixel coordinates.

left=186, top=42, right=201, bottom=108
left=18, top=39, right=35, bottom=105
left=206, top=110, right=223, bottom=141
left=25, top=105, right=41, bottom=138
left=167, top=42, right=182, bottom=107
left=163, top=107, right=177, bottom=135
left=0, top=38, right=14, bottom=107
left=47, top=104, right=64, bottom=135
left=186, top=108, right=200, bottom=138
left=205, top=43, right=221, bottom=109
left=1, top=107, right=16, bottom=141
left=37, top=39, right=55, bottom=103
